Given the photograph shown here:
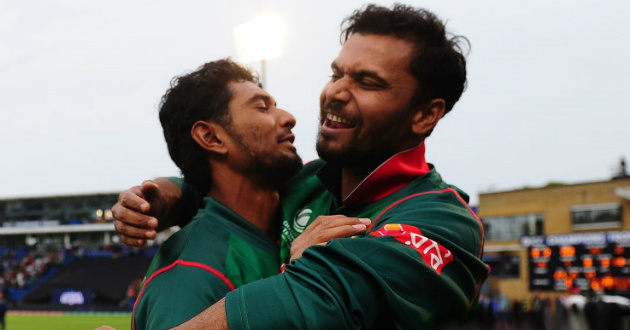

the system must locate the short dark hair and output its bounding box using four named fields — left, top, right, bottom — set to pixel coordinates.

left=159, top=59, right=259, bottom=193
left=341, top=3, right=468, bottom=114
